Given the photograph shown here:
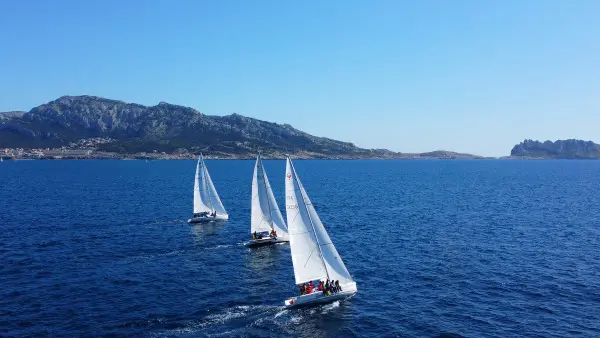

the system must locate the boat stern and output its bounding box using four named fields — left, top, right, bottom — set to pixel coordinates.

left=284, top=297, right=297, bottom=306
